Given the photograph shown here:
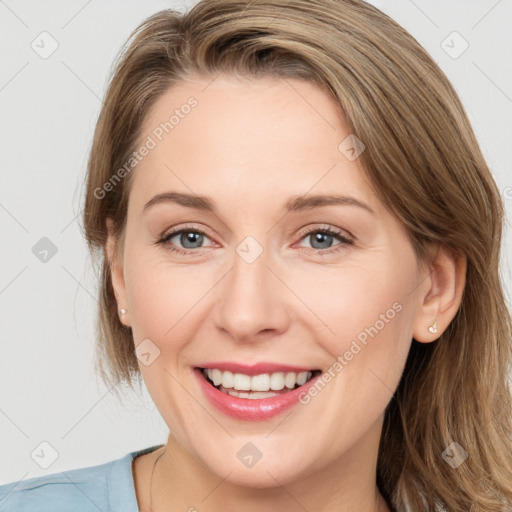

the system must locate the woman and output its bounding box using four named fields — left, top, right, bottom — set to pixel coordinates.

left=1, top=0, right=511, bottom=511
